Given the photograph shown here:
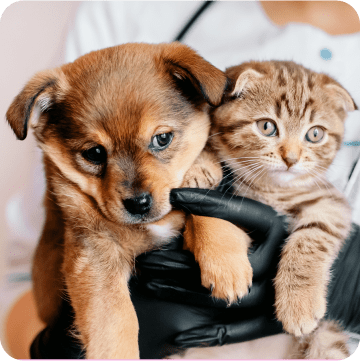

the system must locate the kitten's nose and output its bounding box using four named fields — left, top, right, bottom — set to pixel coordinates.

left=283, top=155, right=299, bottom=168
left=123, top=192, right=152, bottom=216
